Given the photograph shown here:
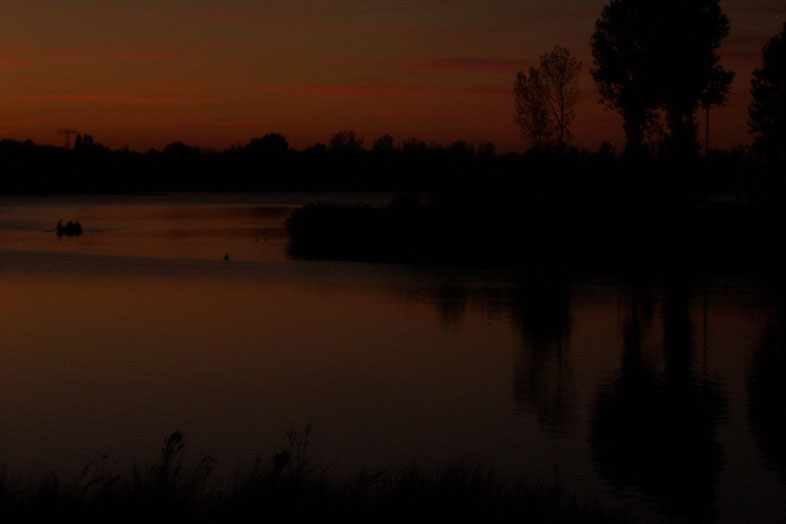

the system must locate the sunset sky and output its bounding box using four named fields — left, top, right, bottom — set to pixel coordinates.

left=2, top=0, right=784, bottom=153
